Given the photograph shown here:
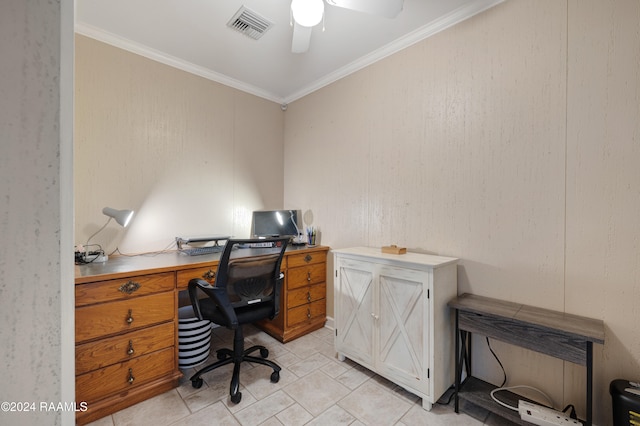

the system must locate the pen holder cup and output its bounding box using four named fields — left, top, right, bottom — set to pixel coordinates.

left=307, top=231, right=318, bottom=246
